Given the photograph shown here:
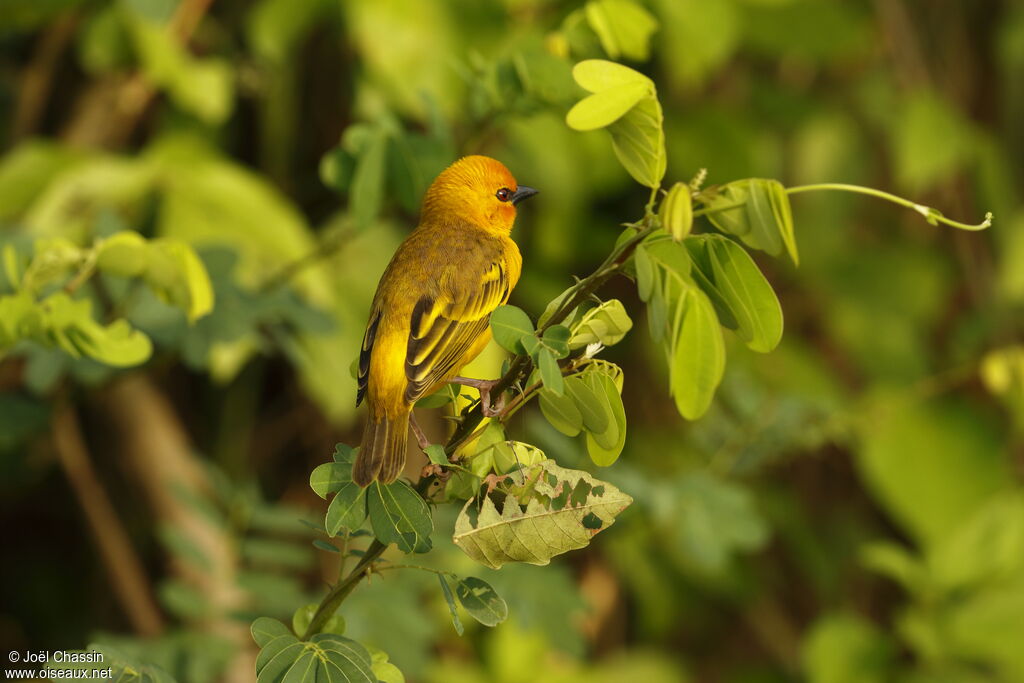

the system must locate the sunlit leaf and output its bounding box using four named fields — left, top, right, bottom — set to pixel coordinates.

left=584, top=0, right=659, bottom=61
left=669, top=288, right=725, bottom=419
left=660, top=181, right=693, bottom=241
left=569, top=299, right=633, bottom=349
left=566, top=82, right=650, bottom=131
left=684, top=234, right=783, bottom=353
left=453, top=460, right=632, bottom=569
